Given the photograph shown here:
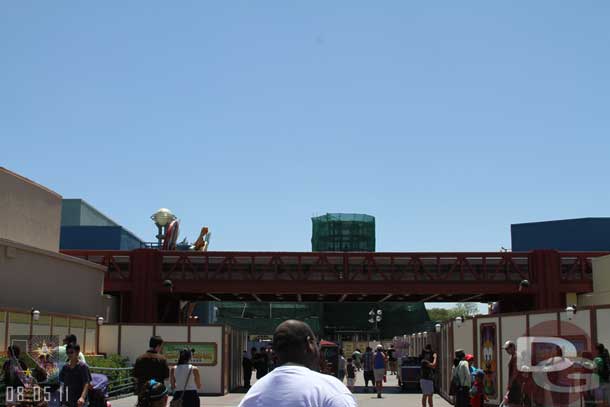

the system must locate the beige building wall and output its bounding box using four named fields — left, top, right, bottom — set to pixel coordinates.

left=0, top=238, right=108, bottom=317
left=579, top=255, right=610, bottom=306
left=0, top=167, right=62, bottom=252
